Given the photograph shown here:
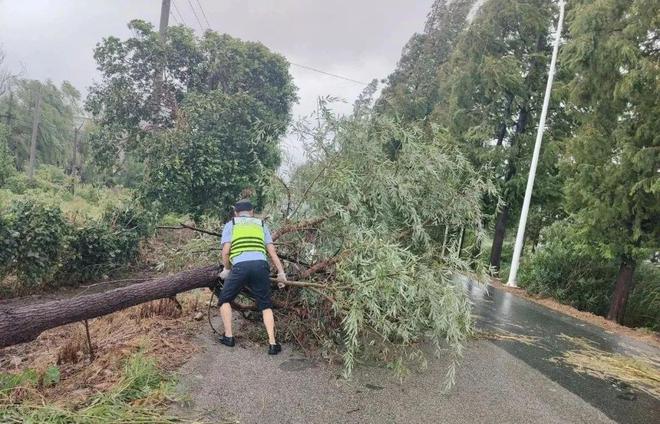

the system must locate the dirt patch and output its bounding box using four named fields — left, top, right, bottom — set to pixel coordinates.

left=0, top=290, right=210, bottom=408
left=490, top=279, right=660, bottom=348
